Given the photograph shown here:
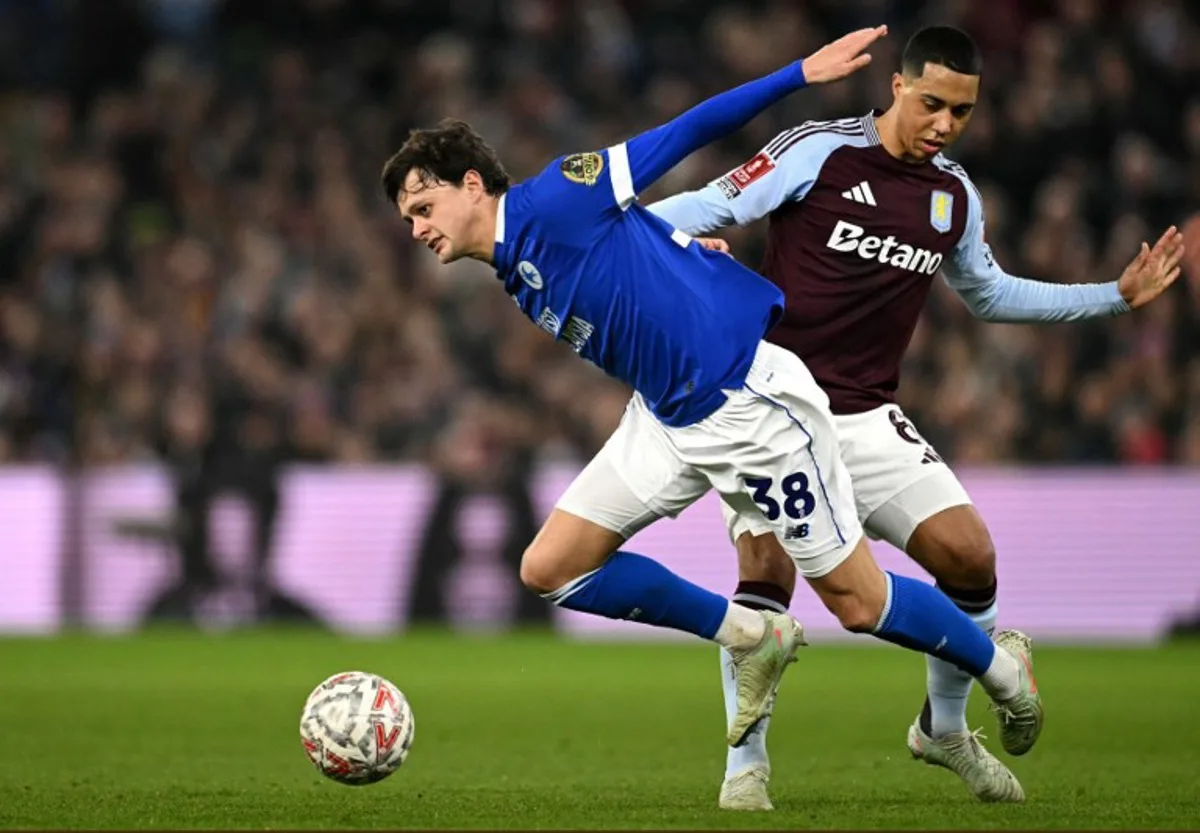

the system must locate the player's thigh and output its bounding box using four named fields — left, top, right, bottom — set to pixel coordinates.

left=685, top=342, right=863, bottom=579
left=835, top=404, right=970, bottom=550
left=544, top=393, right=709, bottom=587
